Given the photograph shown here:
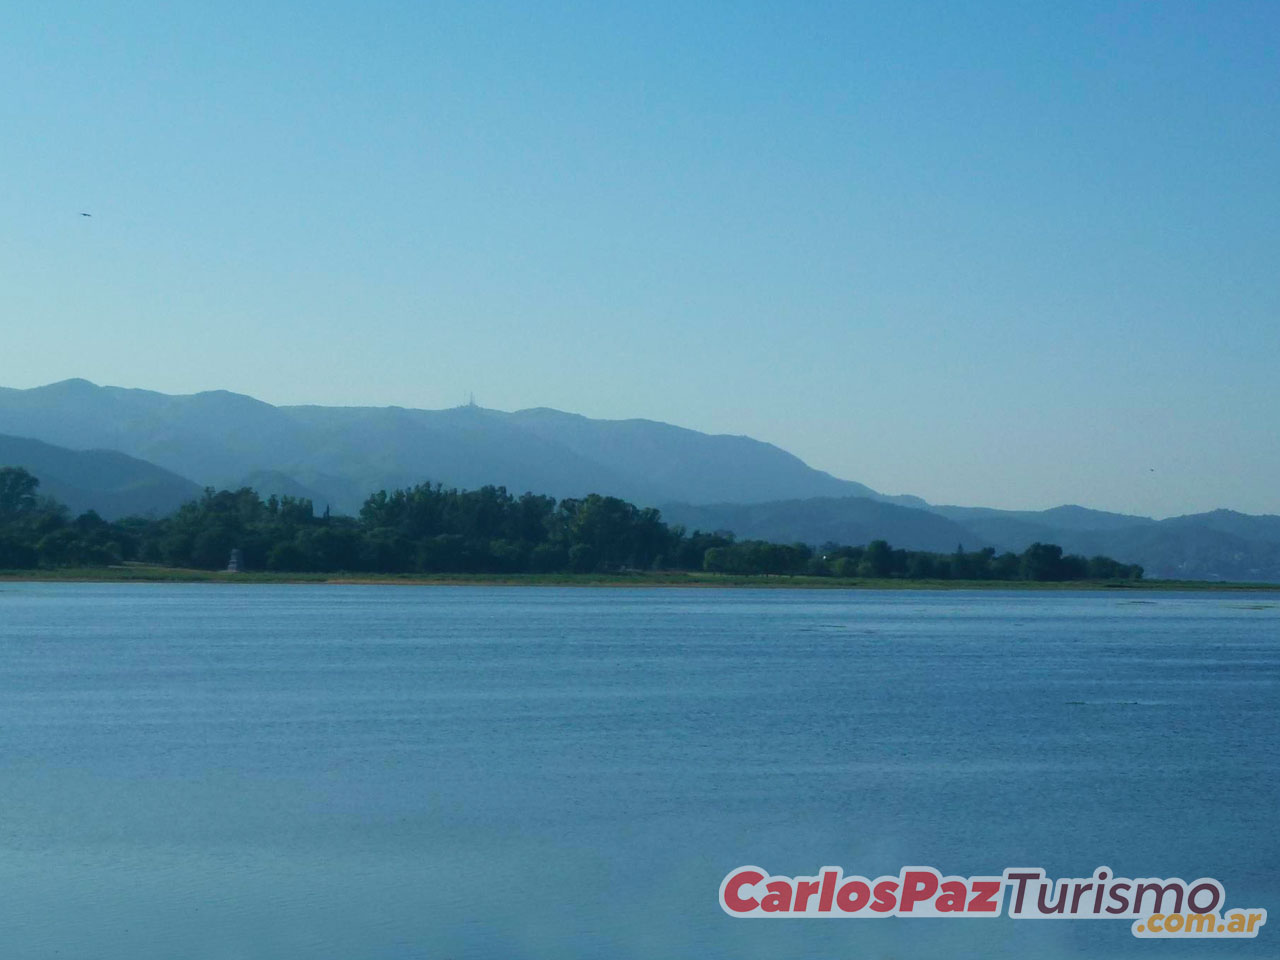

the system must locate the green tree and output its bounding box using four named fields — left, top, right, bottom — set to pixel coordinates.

left=857, top=539, right=893, bottom=577
left=1020, top=542, right=1064, bottom=581
left=0, top=467, right=39, bottom=521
